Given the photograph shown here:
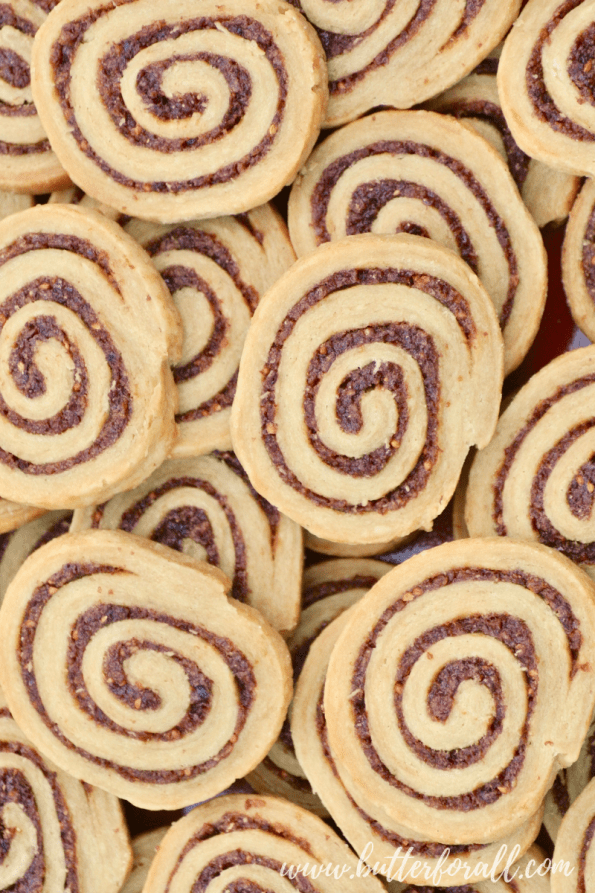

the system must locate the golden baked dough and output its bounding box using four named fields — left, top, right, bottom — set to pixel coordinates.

left=466, top=346, right=595, bottom=581
left=0, top=682, right=131, bottom=892
left=288, top=110, right=547, bottom=375
left=0, top=509, right=71, bottom=602
left=499, top=0, right=595, bottom=179
left=0, top=530, right=293, bottom=809
left=324, top=538, right=595, bottom=844
left=0, top=0, right=69, bottom=192
left=247, top=558, right=390, bottom=812
left=124, top=205, right=295, bottom=457
left=551, top=778, right=595, bottom=893
left=71, top=453, right=303, bottom=634
left=32, top=0, right=328, bottom=222
left=0, top=203, right=182, bottom=509
left=562, top=179, right=595, bottom=343
left=289, top=0, right=521, bottom=128
left=231, top=233, right=502, bottom=545
left=293, top=608, right=543, bottom=884
left=426, top=49, right=580, bottom=229
left=143, top=793, right=386, bottom=893
left=121, top=828, right=168, bottom=893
